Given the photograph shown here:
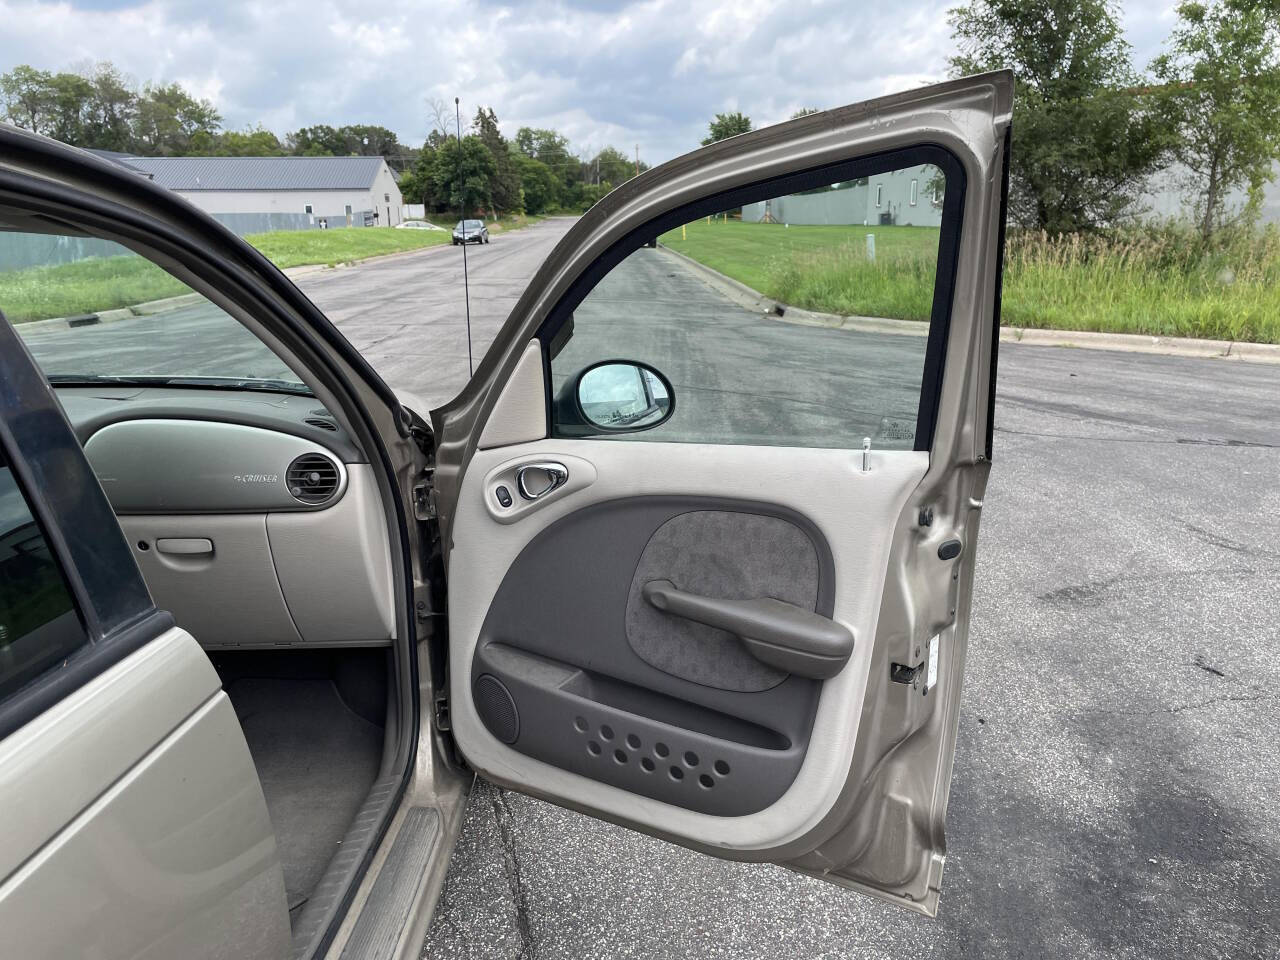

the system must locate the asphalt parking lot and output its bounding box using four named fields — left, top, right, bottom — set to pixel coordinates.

left=24, top=218, right=1280, bottom=958
left=375, top=221, right=1275, bottom=960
